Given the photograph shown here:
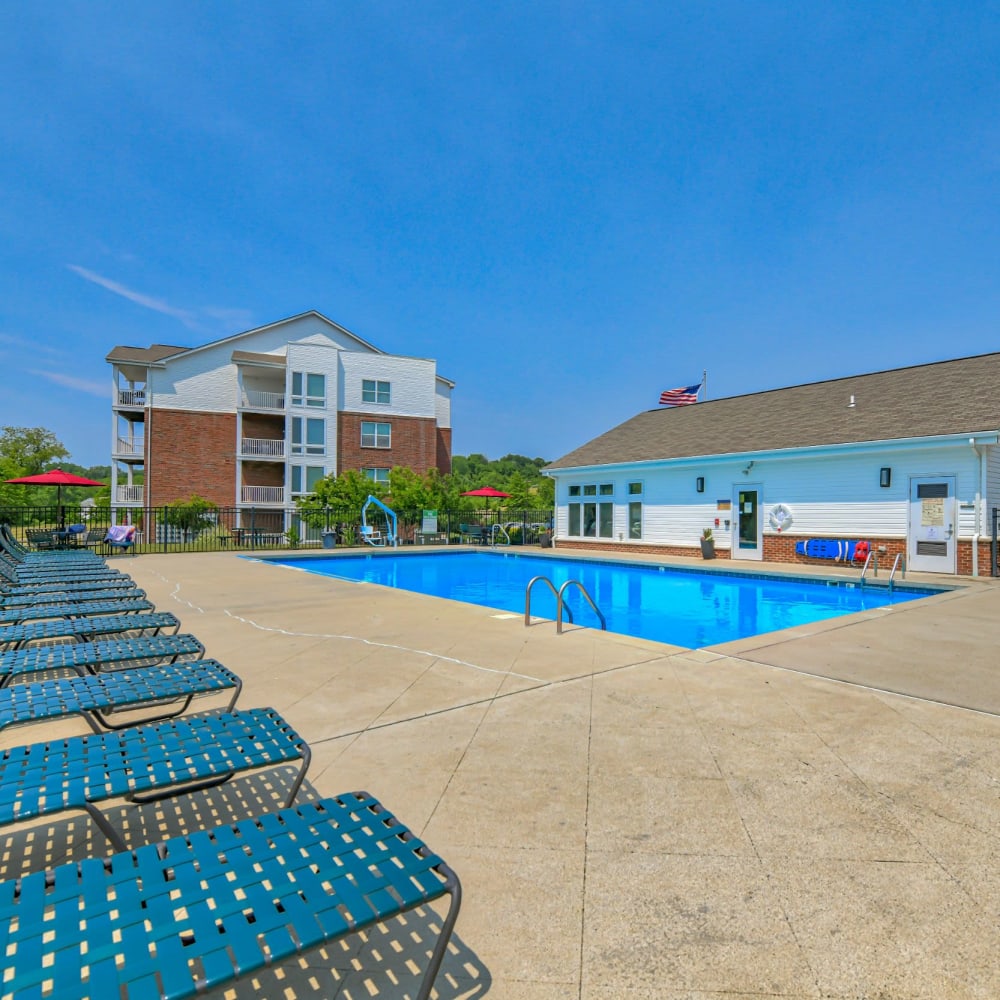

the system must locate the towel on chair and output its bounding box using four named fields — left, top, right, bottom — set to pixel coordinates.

left=104, top=525, right=136, bottom=544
